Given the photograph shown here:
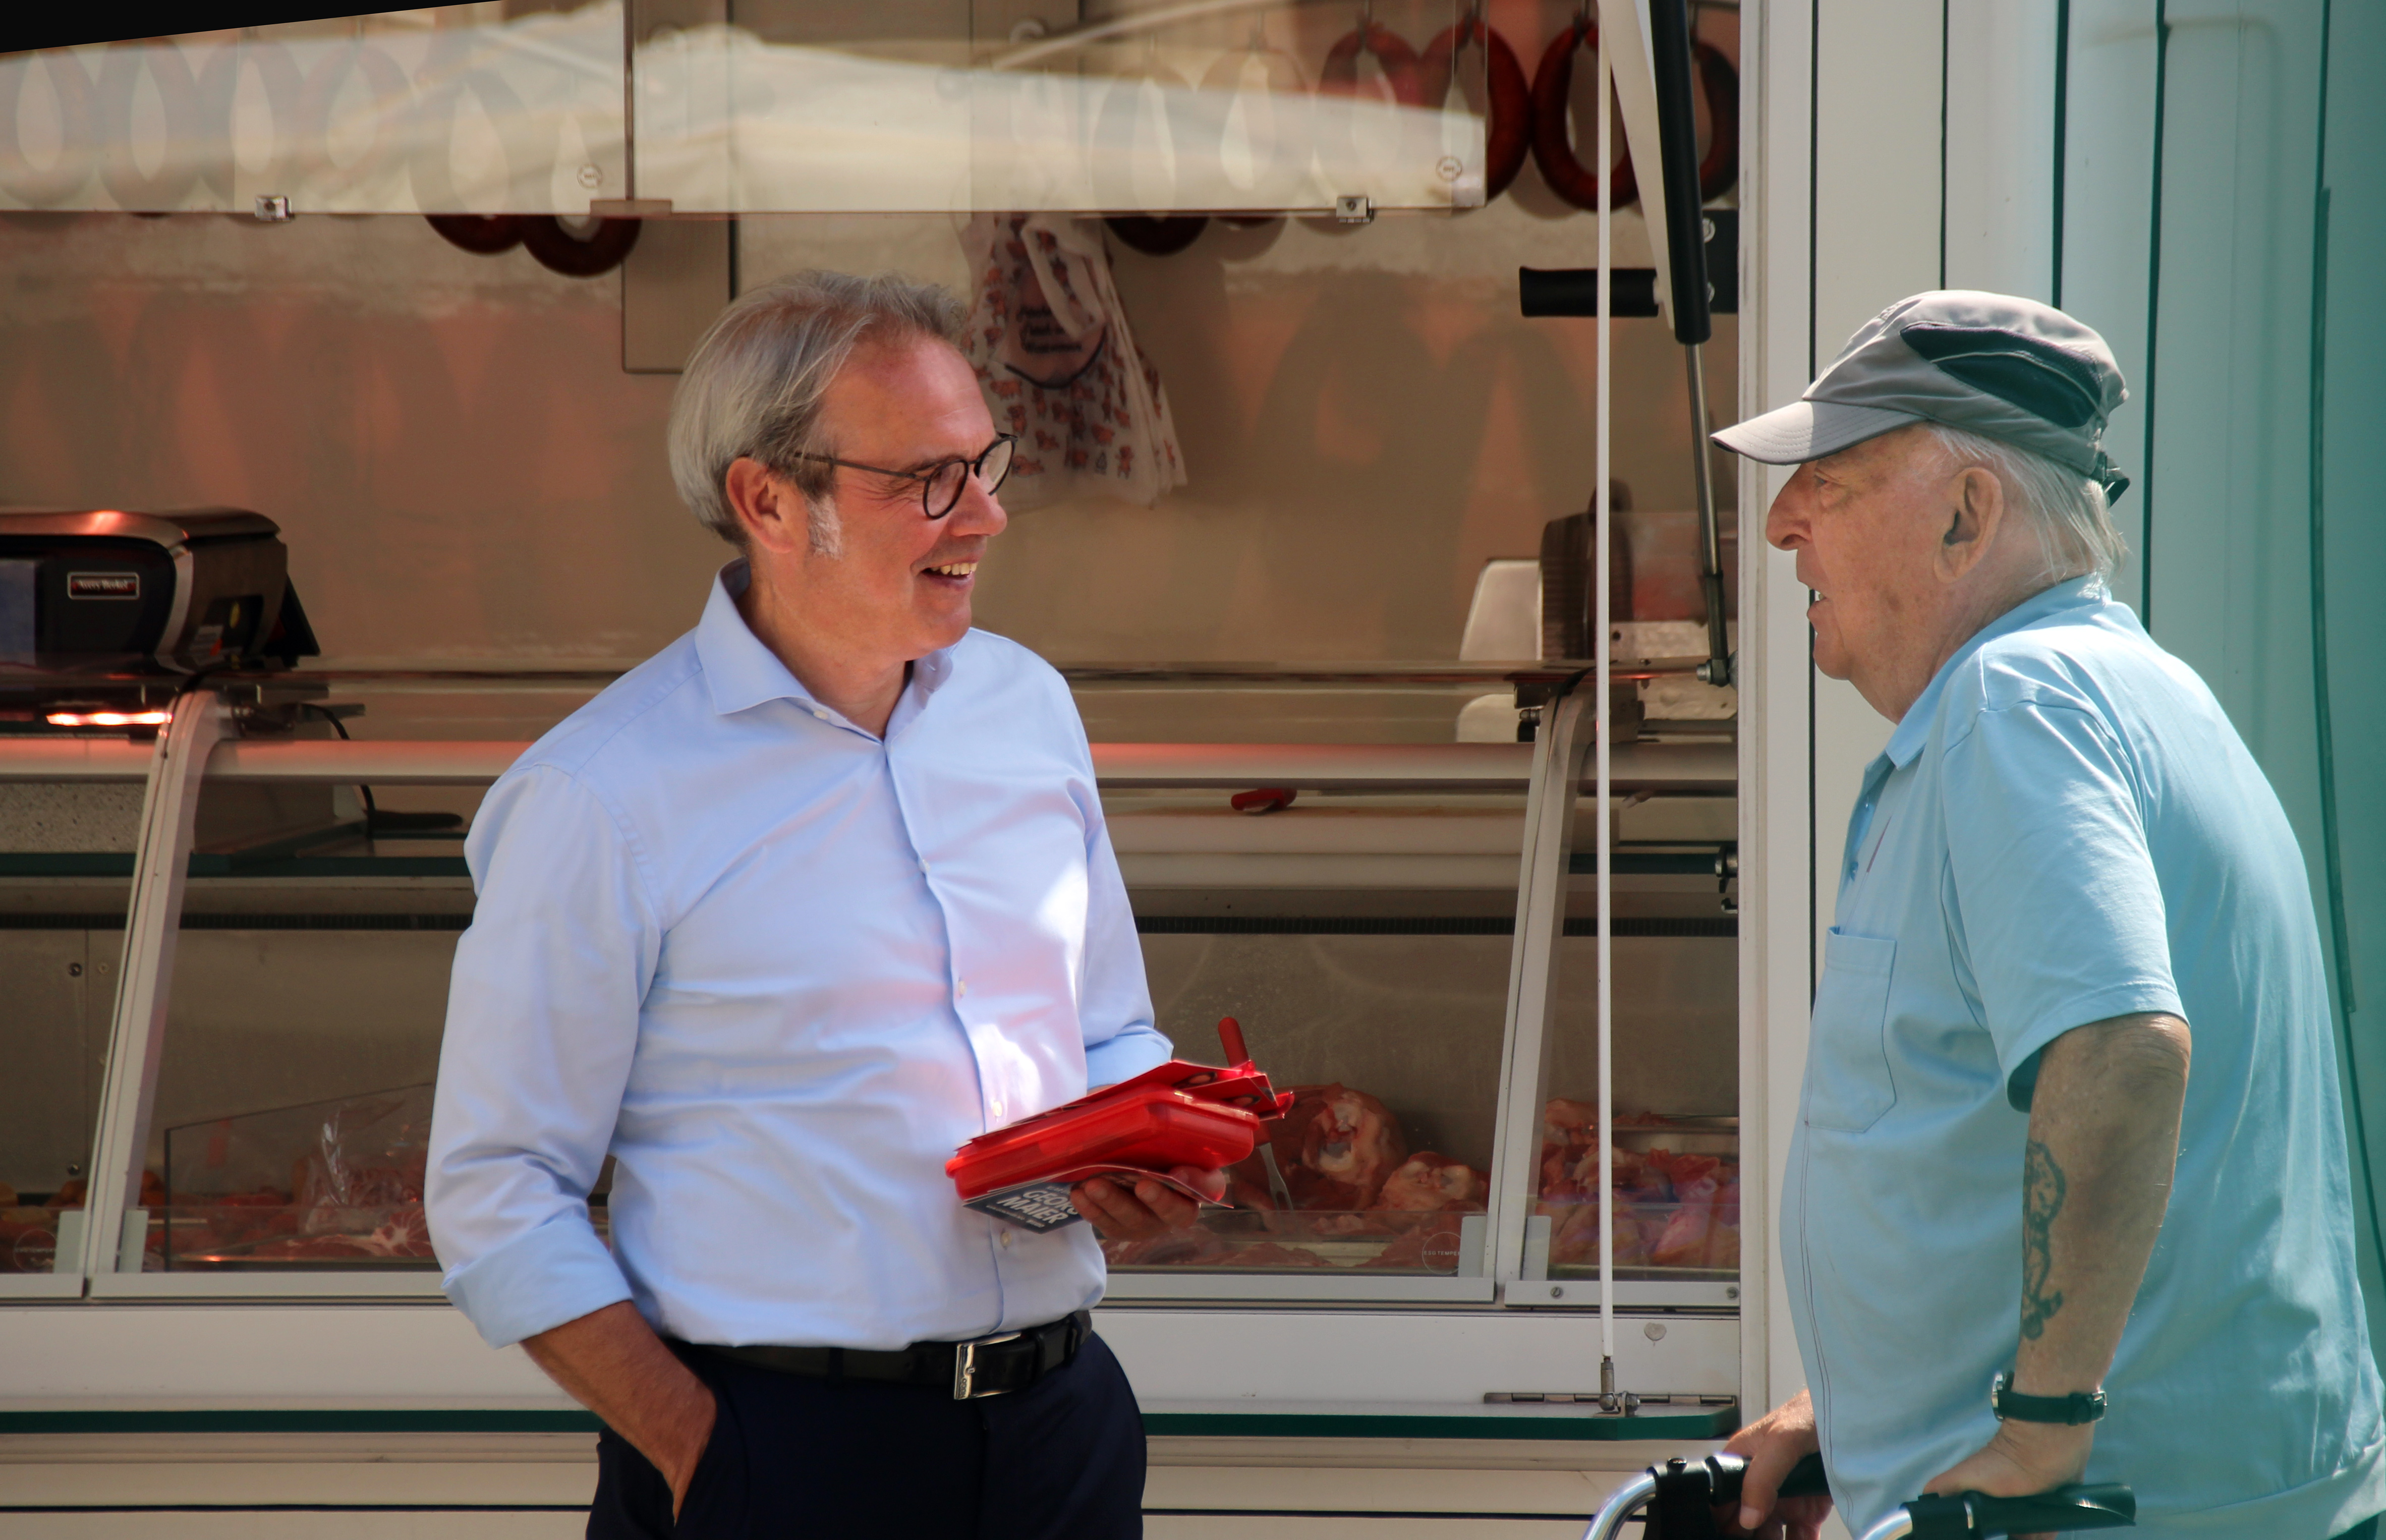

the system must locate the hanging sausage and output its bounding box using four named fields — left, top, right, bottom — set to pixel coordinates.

left=1692, top=40, right=1739, bottom=200
left=1529, top=19, right=1738, bottom=213
left=425, top=214, right=523, bottom=255
left=518, top=215, right=641, bottom=276
left=1198, top=23, right=1311, bottom=213
left=1528, top=17, right=1636, bottom=212
left=1420, top=11, right=1529, bottom=203
left=1095, top=53, right=1208, bottom=255
left=1316, top=11, right=1425, bottom=196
